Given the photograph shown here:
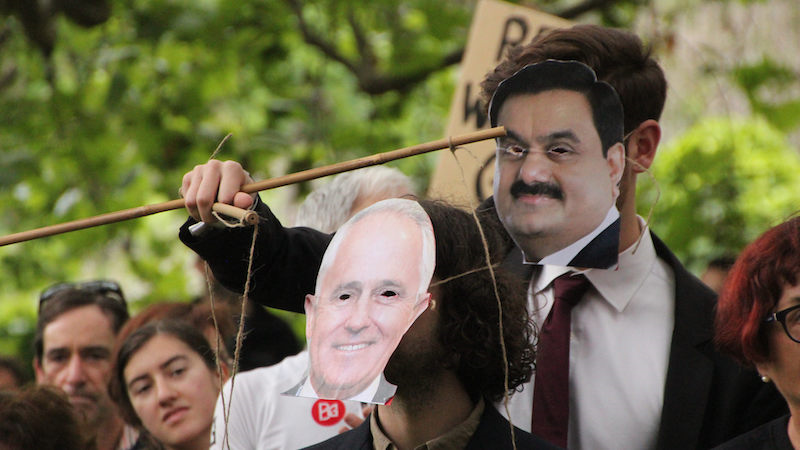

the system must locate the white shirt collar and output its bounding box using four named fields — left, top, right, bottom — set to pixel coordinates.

left=530, top=206, right=619, bottom=267
left=533, top=217, right=657, bottom=313
left=586, top=218, right=658, bottom=312
left=298, top=373, right=381, bottom=403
